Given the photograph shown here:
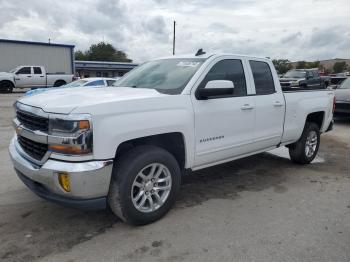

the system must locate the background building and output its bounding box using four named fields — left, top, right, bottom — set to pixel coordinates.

left=0, top=39, right=74, bottom=74
left=0, top=39, right=138, bottom=78
left=75, top=60, right=138, bottom=78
